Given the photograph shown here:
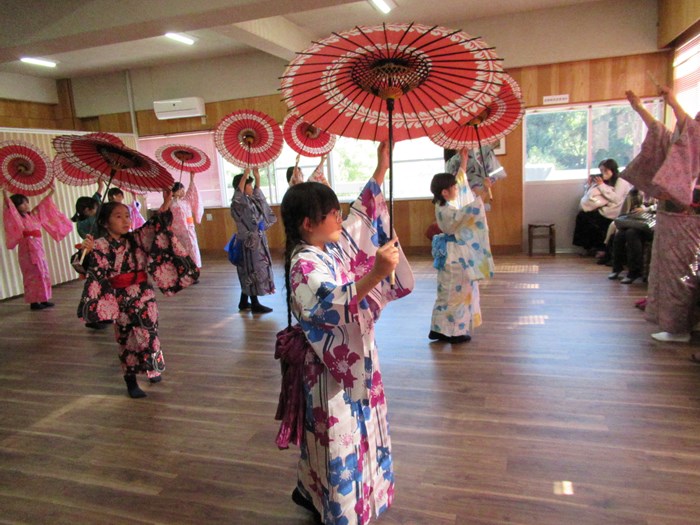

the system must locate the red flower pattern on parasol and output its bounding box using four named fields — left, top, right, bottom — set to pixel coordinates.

left=52, top=135, right=174, bottom=193
left=214, top=110, right=283, bottom=168
left=283, top=113, right=336, bottom=157
left=155, top=144, right=211, bottom=182
left=0, top=140, right=54, bottom=196
left=430, top=73, right=523, bottom=150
